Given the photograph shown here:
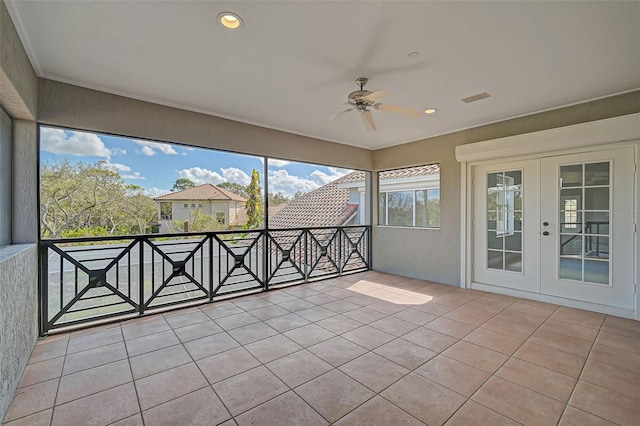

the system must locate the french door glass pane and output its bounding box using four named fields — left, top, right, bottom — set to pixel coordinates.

left=558, top=162, right=610, bottom=285
left=505, top=252, right=522, bottom=273
left=488, top=250, right=503, bottom=269
left=487, top=231, right=502, bottom=250
left=505, top=232, right=522, bottom=251
left=585, top=162, right=609, bottom=186
left=585, top=188, right=609, bottom=210
left=584, top=260, right=609, bottom=284
left=559, top=258, right=582, bottom=281
left=487, top=170, right=523, bottom=272
left=585, top=236, right=609, bottom=259
left=560, top=165, right=582, bottom=187
left=560, top=210, right=581, bottom=233
left=584, top=212, right=609, bottom=234
left=560, top=235, right=582, bottom=256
